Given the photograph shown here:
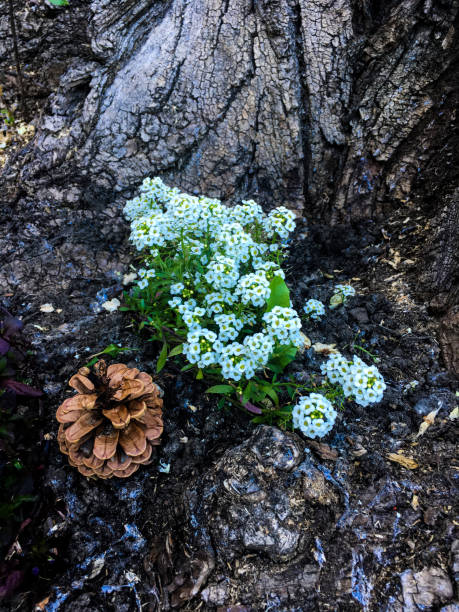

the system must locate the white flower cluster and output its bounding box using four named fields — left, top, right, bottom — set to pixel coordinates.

left=292, top=393, right=337, bottom=438
left=335, top=284, right=356, bottom=298
left=264, top=206, right=296, bottom=239
left=125, top=177, right=296, bottom=258
left=183, top=328, right=220, bottom=368
left=262, top=306, right=303, bottom=348
left=235, top=272, right=271, bottom=307
left=303, top=299, right=326, bottom=321
left=205, top=256, right=240, bottom=289
left=321, top=352, right=386, bottom=407
left=125, top=177, right=303, bottom=381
